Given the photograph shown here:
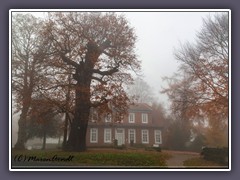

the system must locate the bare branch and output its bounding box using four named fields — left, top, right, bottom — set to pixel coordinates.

left=92, top=65, right=119, bottom=76
left=90, top=97, right=109, bottom=108
left=60, top=53, right=79, bottom=68
left=91, top=76, right=107, bottom=85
